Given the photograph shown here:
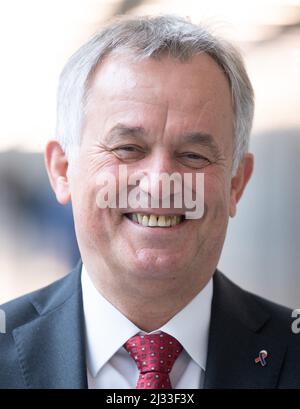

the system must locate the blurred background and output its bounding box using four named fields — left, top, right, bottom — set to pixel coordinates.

left=0, top=0, right=299, bottom=307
